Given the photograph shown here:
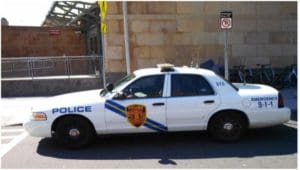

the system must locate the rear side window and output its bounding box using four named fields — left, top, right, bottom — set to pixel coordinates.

left=171, top=74, right=214, bottom=97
